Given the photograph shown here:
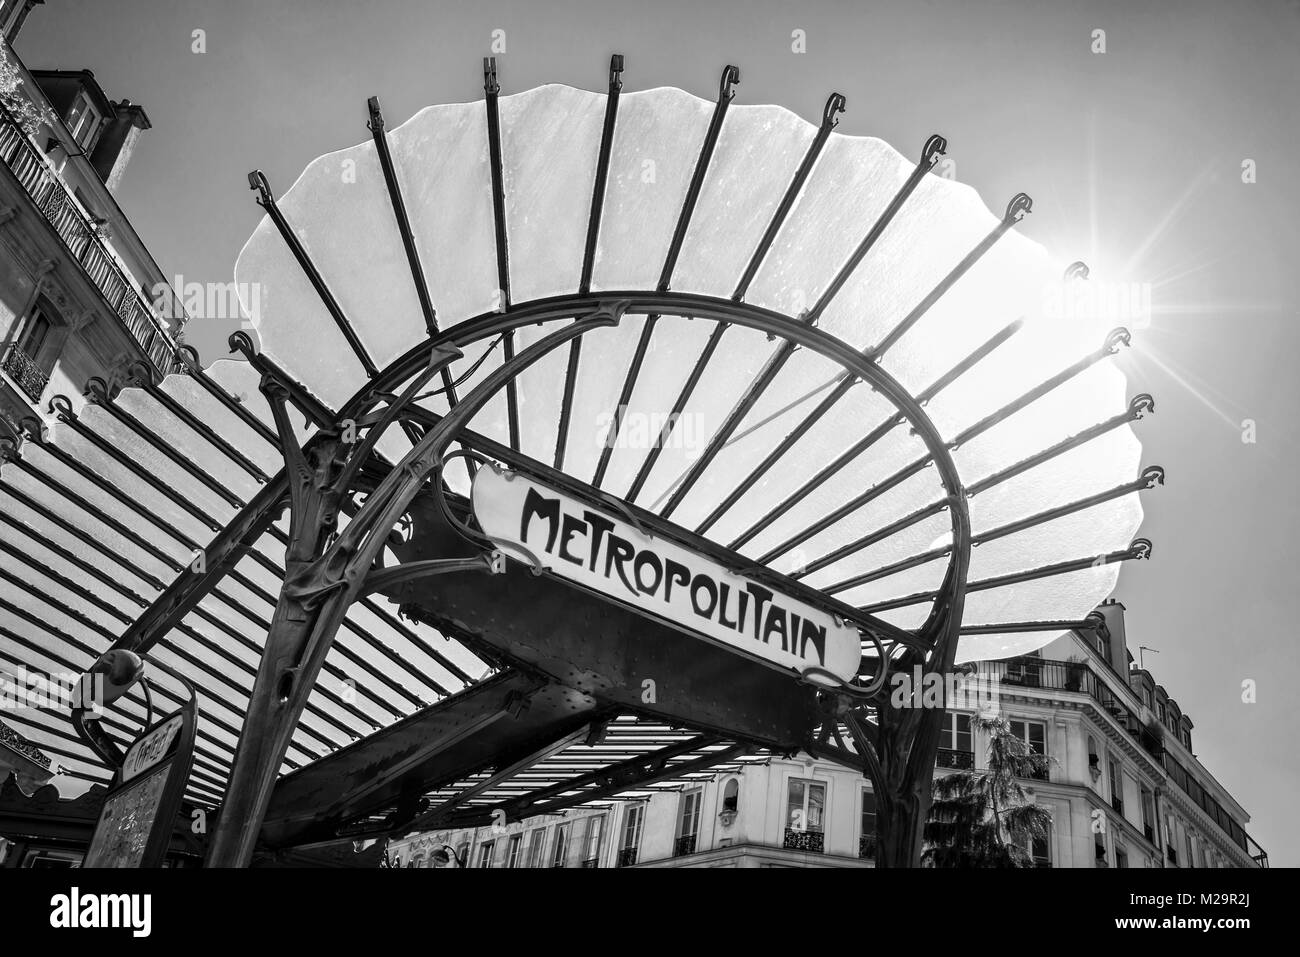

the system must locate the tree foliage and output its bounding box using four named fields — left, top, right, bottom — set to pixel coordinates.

left=922, top=712, right=1054, bottom=867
